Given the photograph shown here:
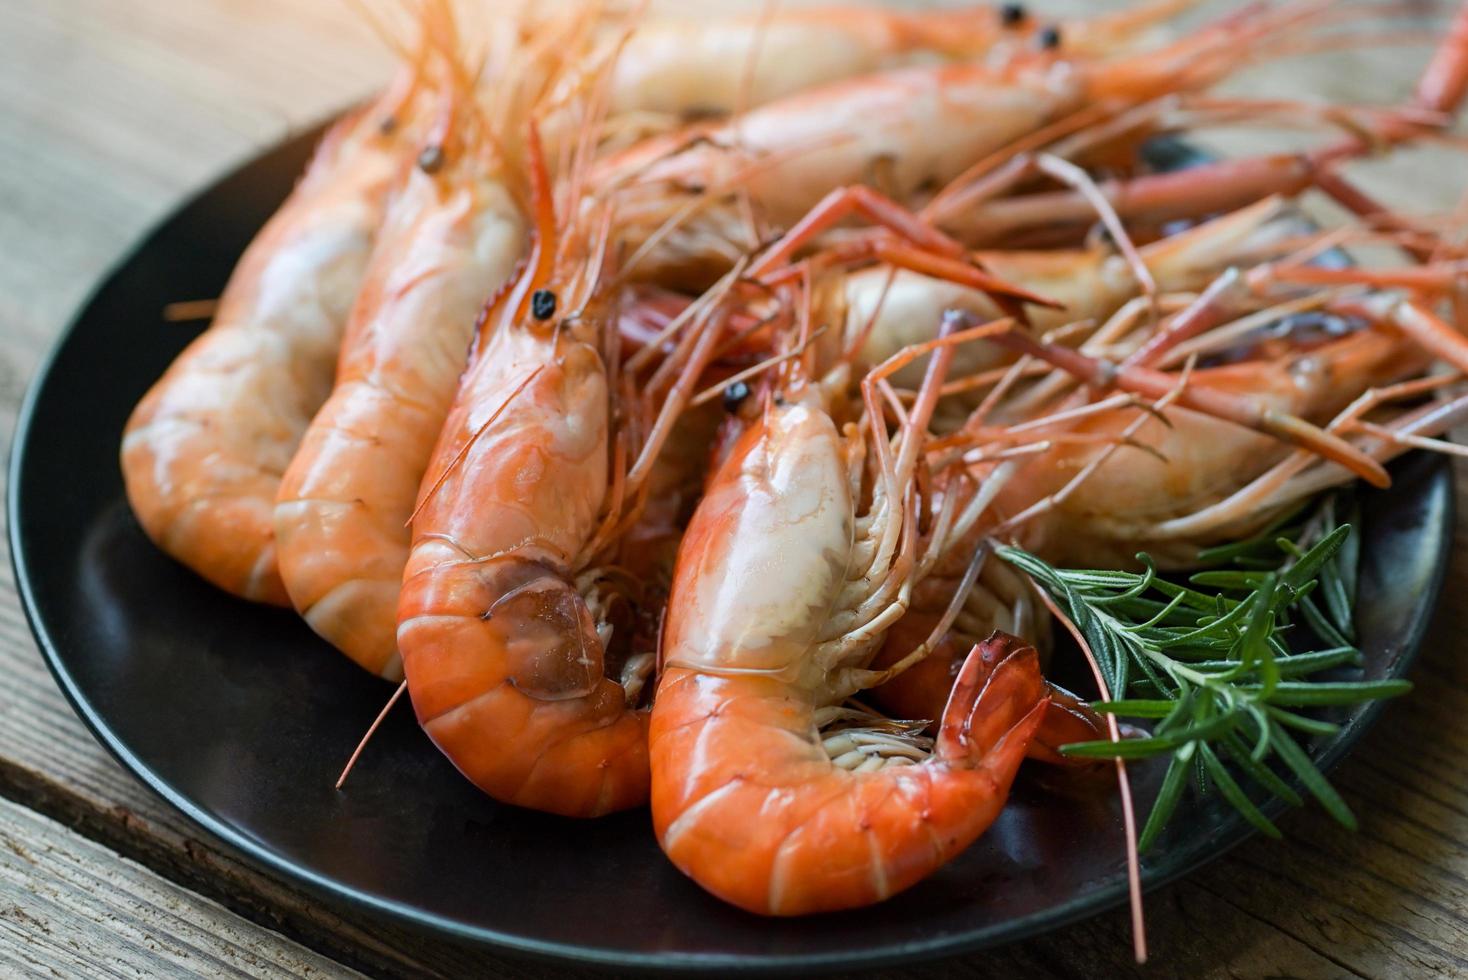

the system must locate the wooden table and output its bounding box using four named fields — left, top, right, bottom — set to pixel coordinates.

left=3, top=1, right=1466, bottom=976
